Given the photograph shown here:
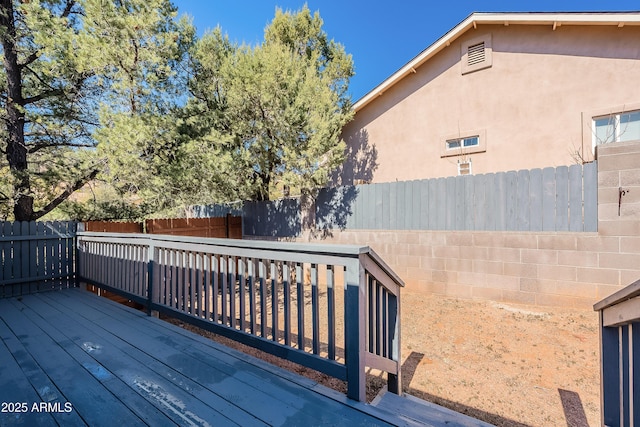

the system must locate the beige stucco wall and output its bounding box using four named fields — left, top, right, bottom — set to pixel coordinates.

left=337, top=24, right=640, bottom=185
